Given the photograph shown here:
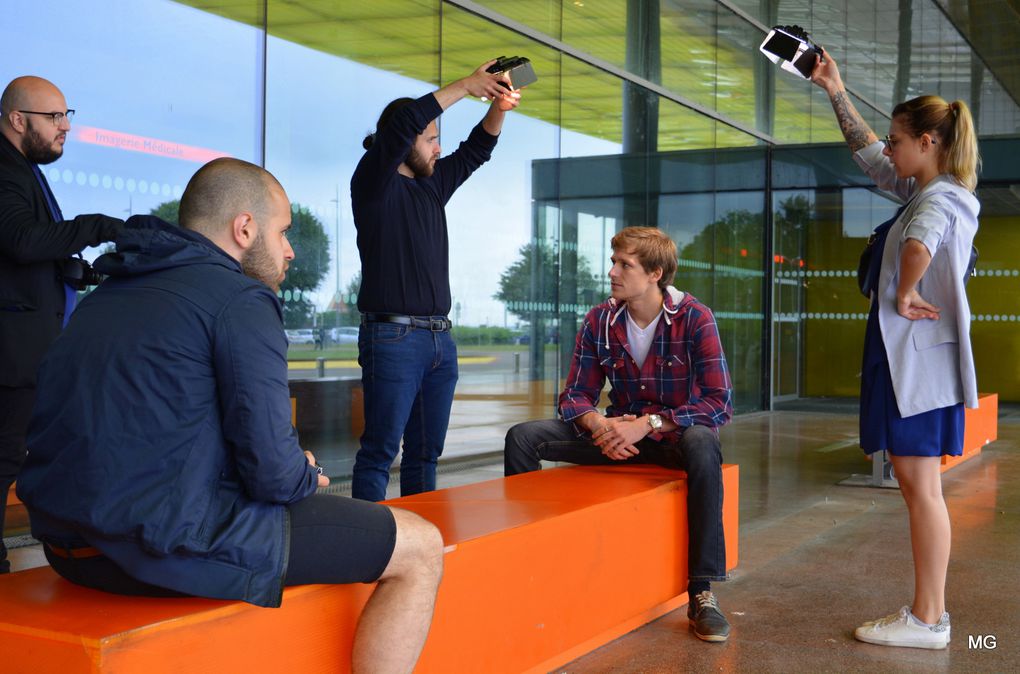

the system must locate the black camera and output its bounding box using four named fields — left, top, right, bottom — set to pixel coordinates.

left=486, top=56, right=537, bottom=90
left=59, top=257, right=103, bottom=290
